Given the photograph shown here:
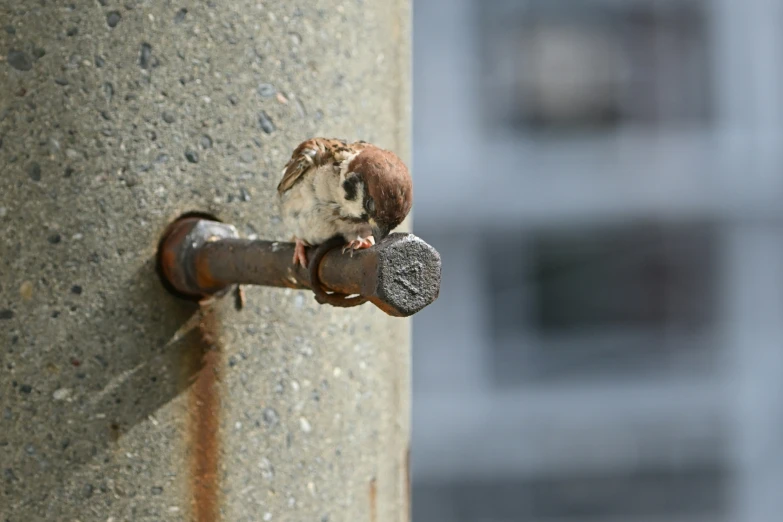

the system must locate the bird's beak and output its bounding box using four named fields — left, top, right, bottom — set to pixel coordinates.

left=369, top=219, right=387, bottom=242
